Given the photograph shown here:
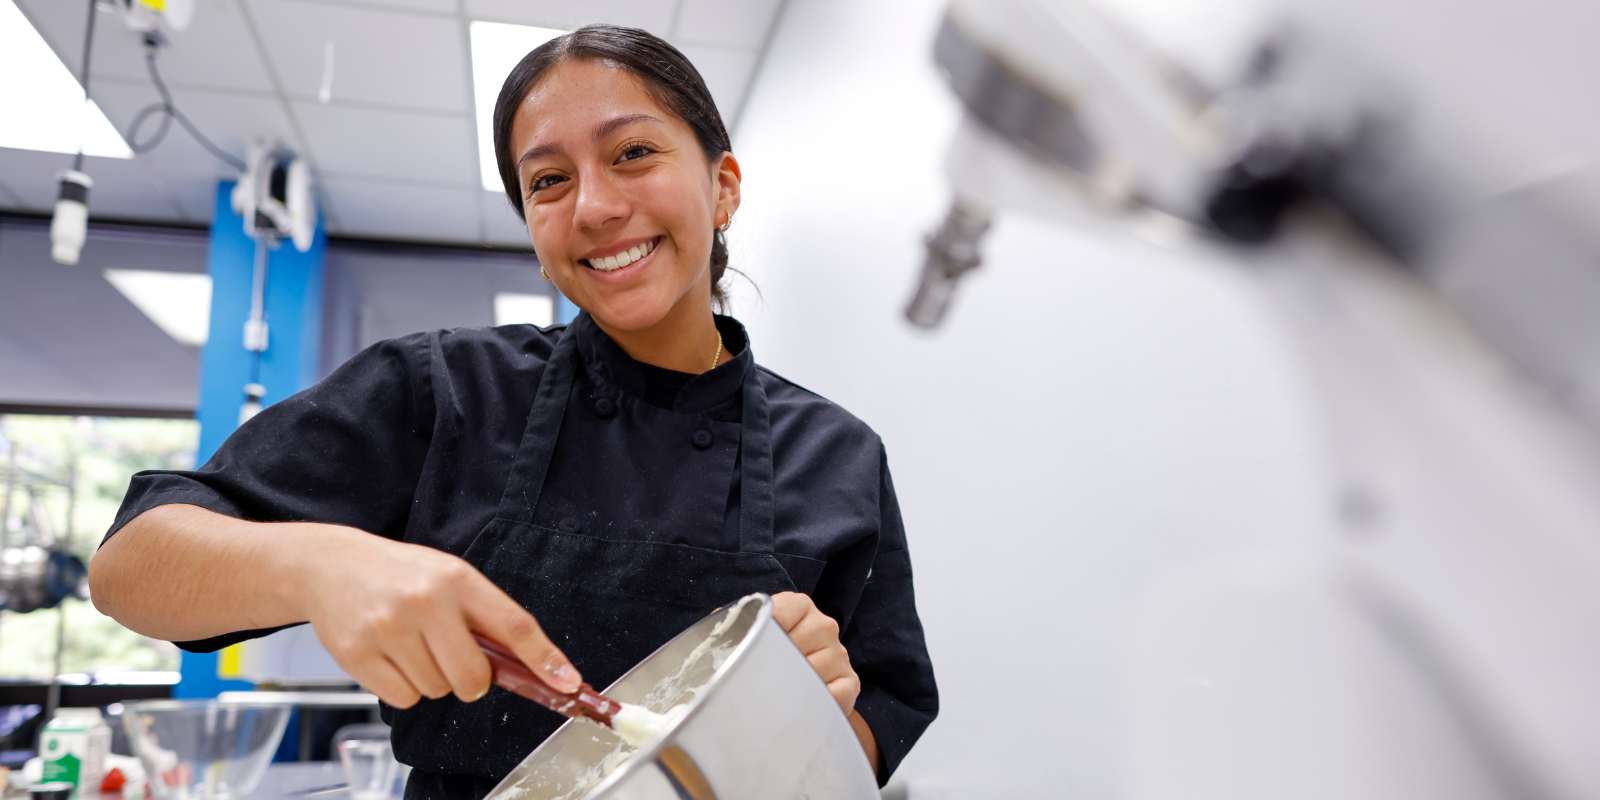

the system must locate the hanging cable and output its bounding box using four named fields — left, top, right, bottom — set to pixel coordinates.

left=71, top=0, right=99, bottom=172
left=125, top=33, right=247, bottom=171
